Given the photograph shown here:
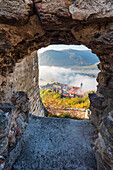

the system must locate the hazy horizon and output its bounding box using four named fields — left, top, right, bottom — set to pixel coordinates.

left=38, top=45, right=91, bottom=55
left=39, top=66, right=99, bottom=92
